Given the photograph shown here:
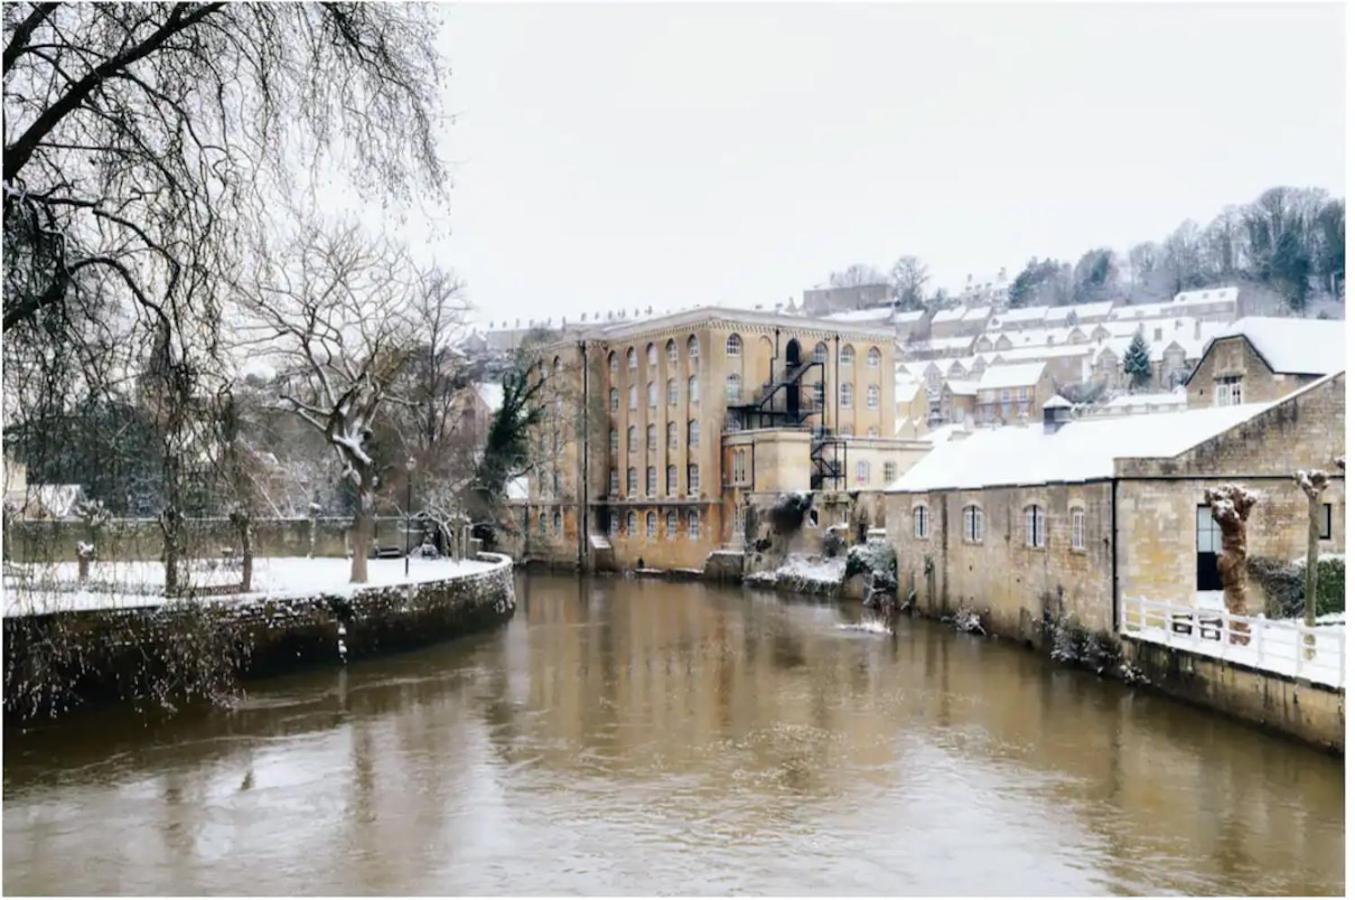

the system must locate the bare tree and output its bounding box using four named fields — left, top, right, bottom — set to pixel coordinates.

left=1293, top=469, right=1331, bottom=629
left=1204, top=483, right=1261, bottom=641
left=237, top=218, right=419, bottom=583
left=889, top=256, right=929, bottom=310
left=828, top=263, right=885, bottom=288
